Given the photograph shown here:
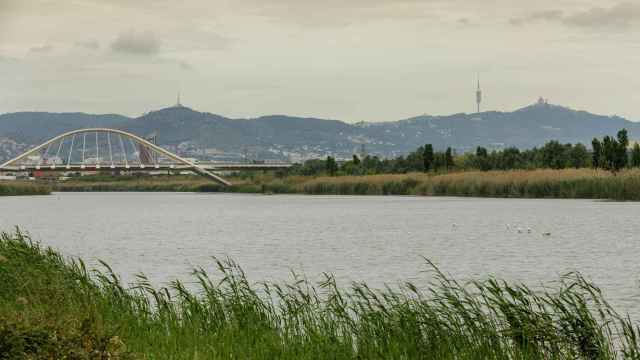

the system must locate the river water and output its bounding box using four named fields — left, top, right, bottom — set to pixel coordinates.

left=2, top=192, right=640, bottom=315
